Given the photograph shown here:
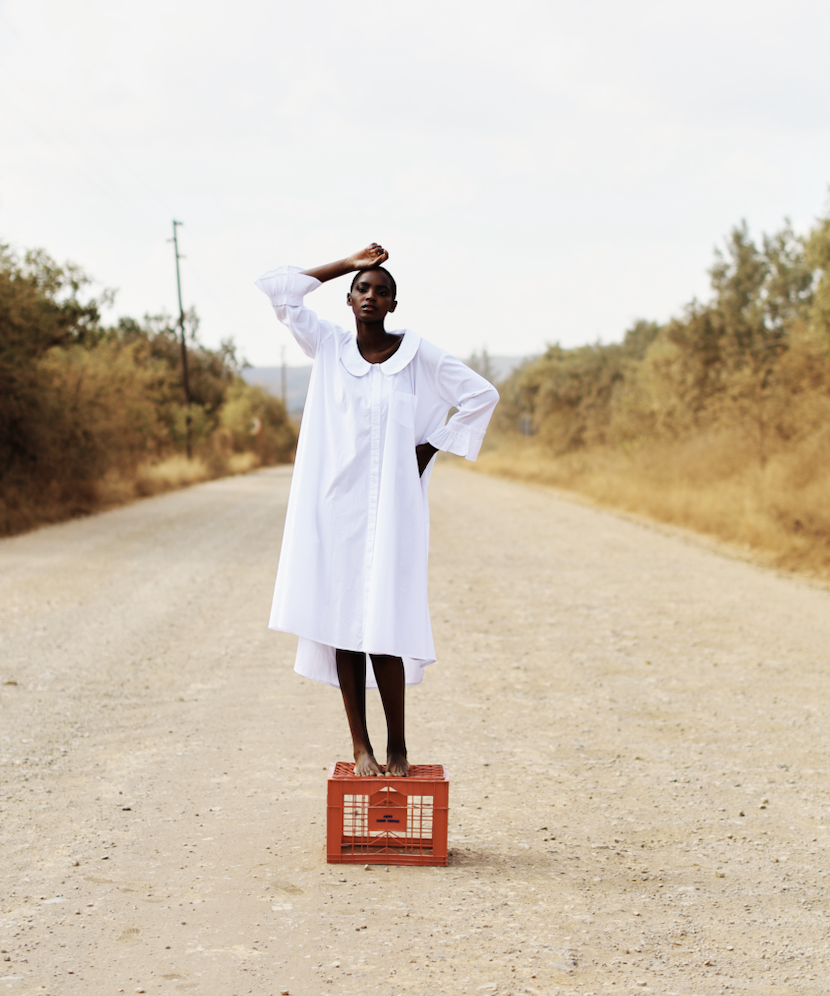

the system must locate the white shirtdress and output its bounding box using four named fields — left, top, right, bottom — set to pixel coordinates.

left=255, top=266, right=499, bottom=688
